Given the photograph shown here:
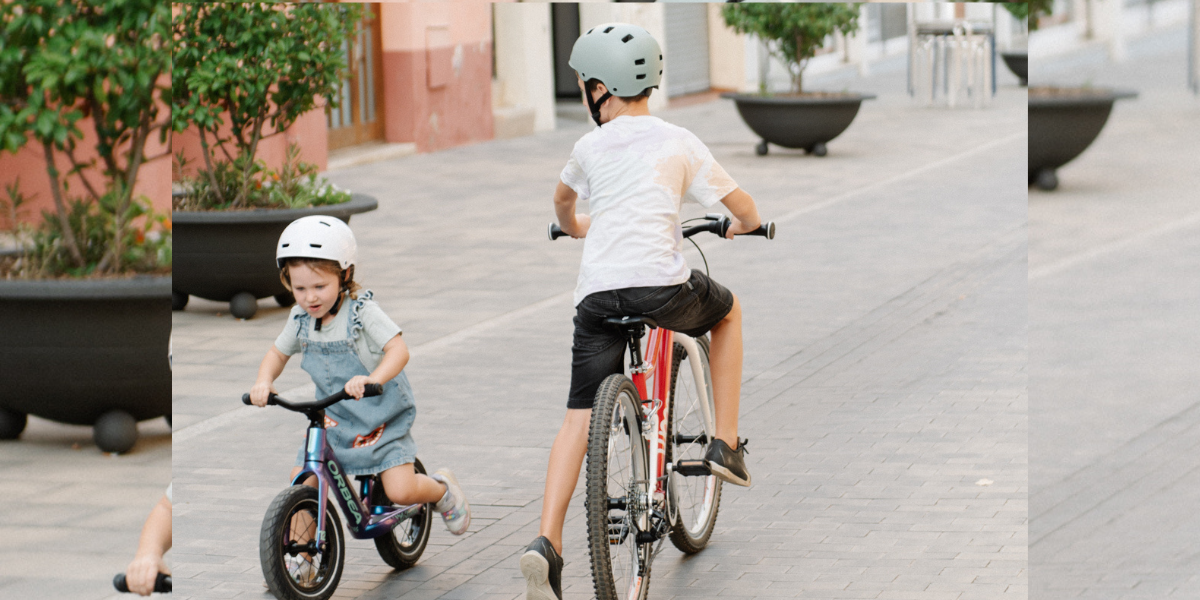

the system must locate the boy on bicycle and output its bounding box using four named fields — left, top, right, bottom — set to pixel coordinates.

left=521, top=23, right=763, bottom=600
